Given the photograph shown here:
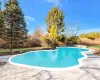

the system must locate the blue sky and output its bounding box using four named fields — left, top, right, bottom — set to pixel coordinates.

left=1, top=0, right=100, bottom=34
